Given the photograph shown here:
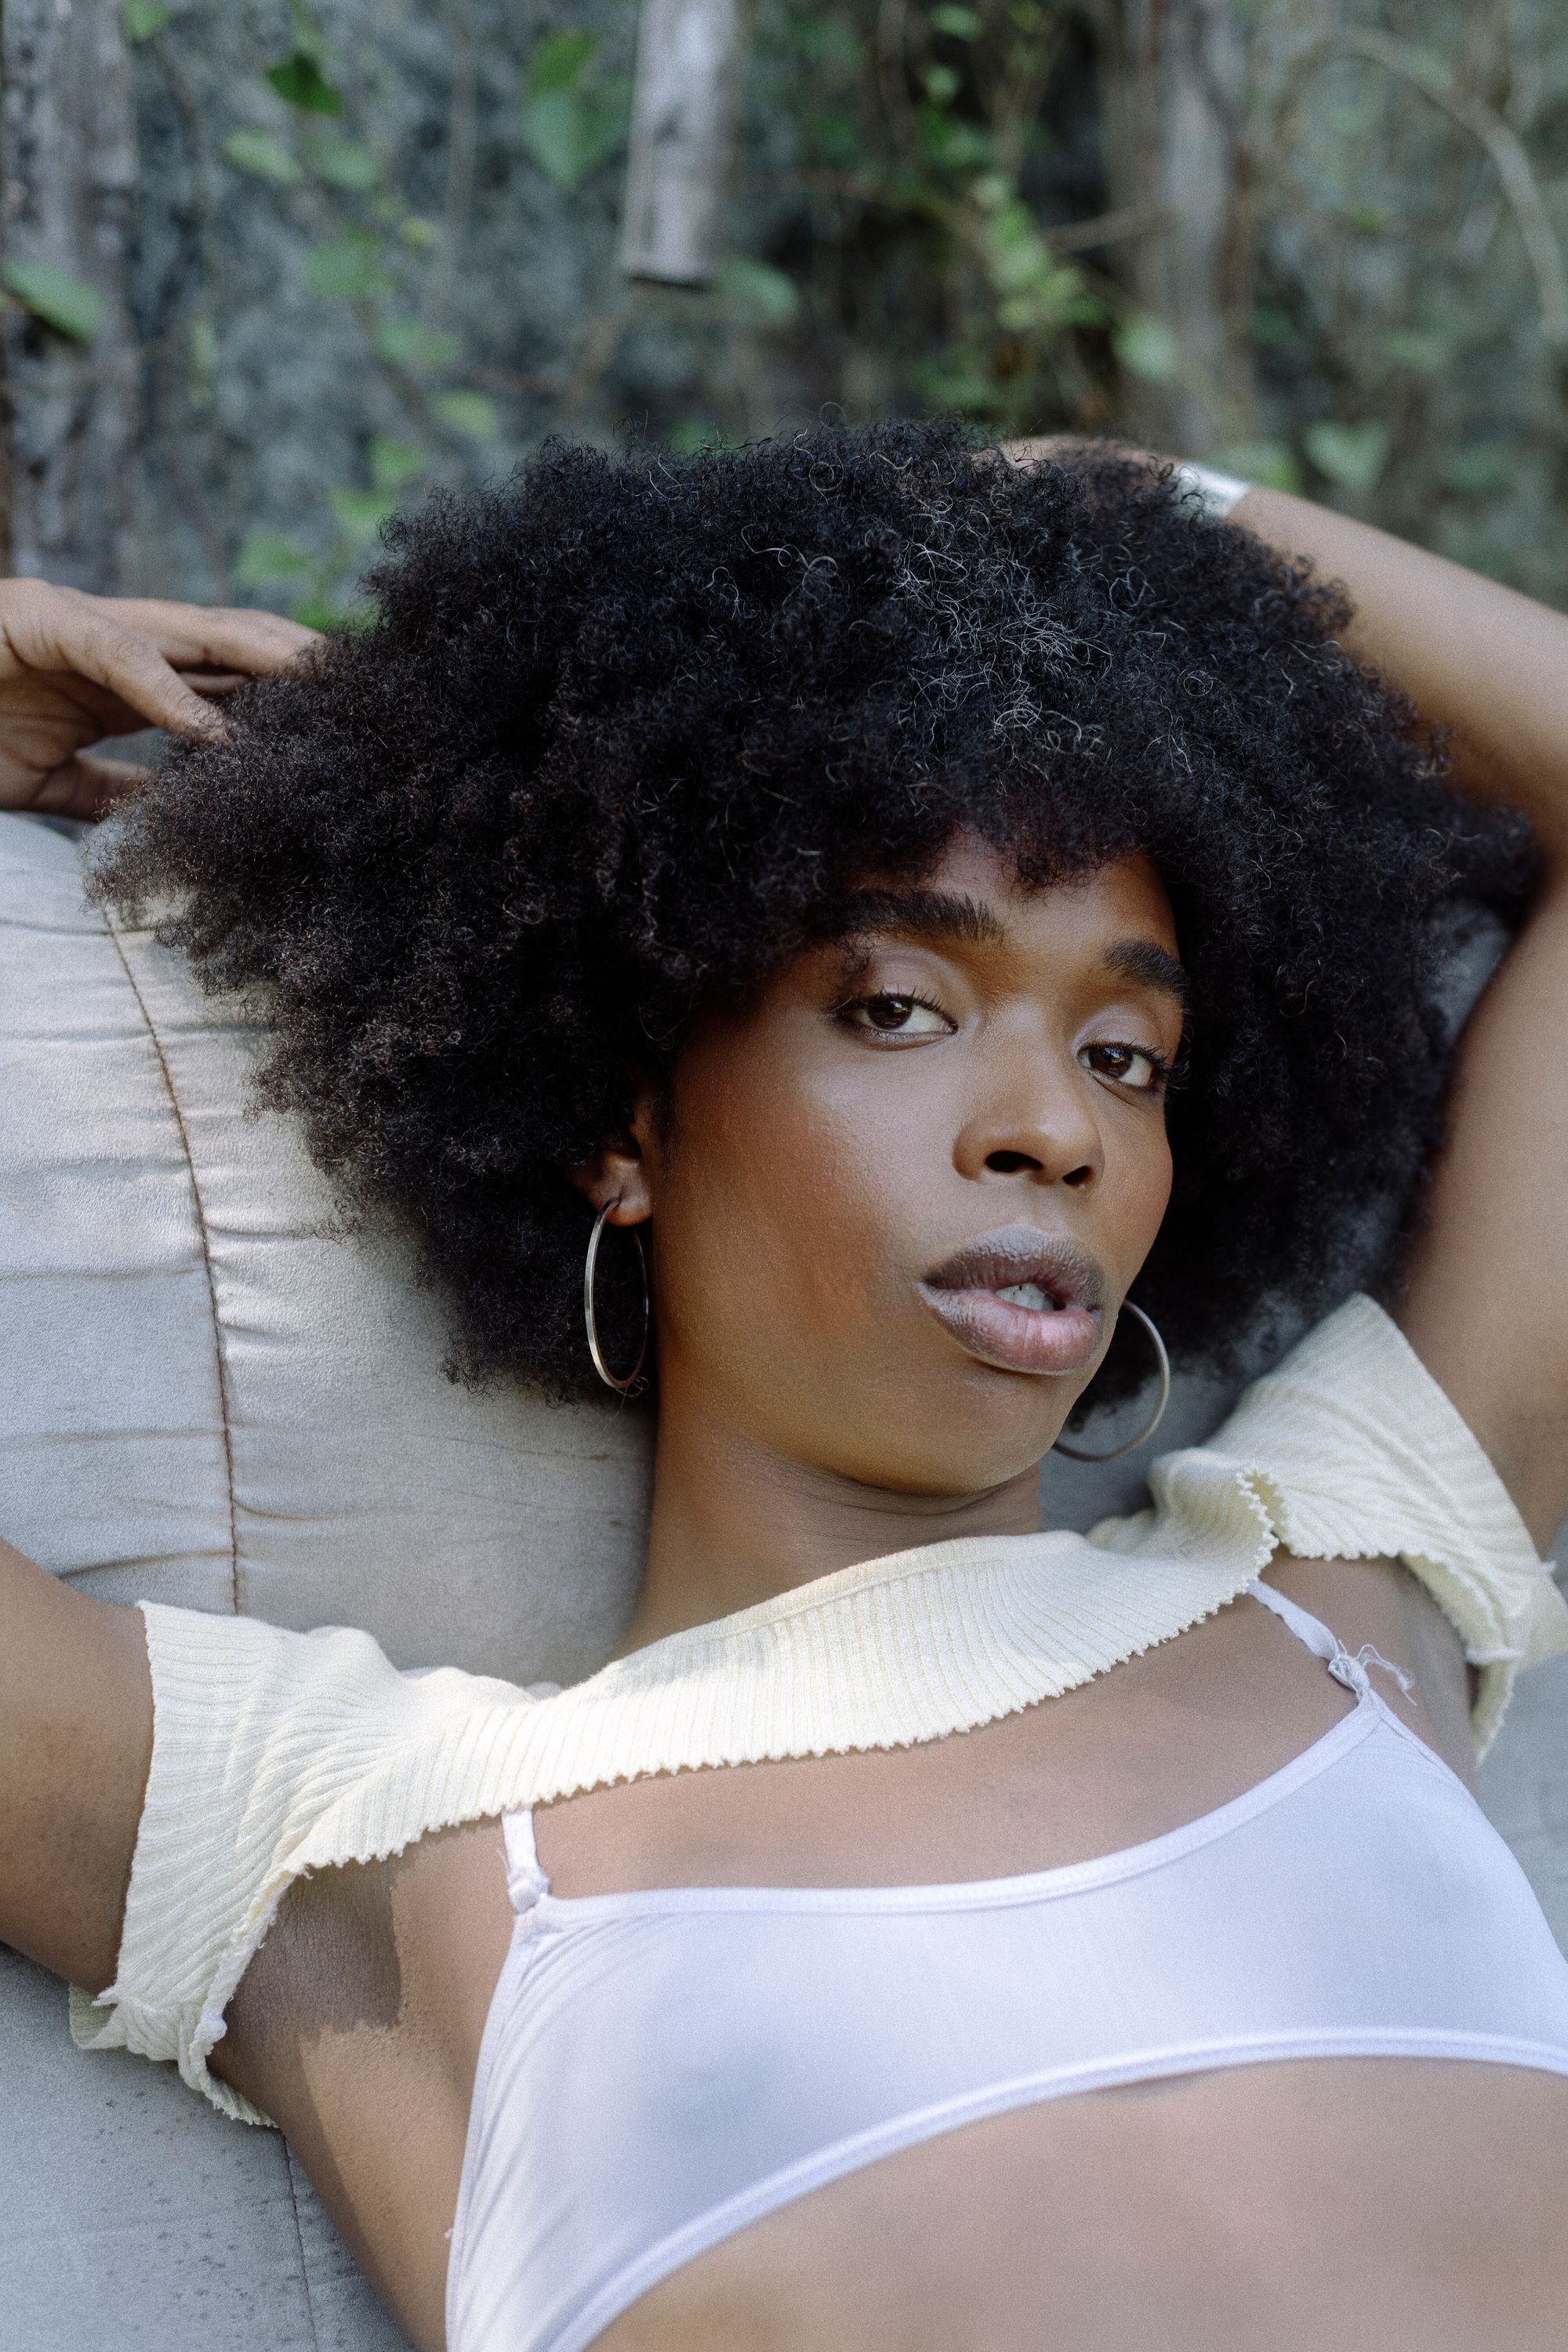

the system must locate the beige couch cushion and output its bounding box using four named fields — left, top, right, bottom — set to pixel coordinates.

left=0, top=811, right=652, bottom=1678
